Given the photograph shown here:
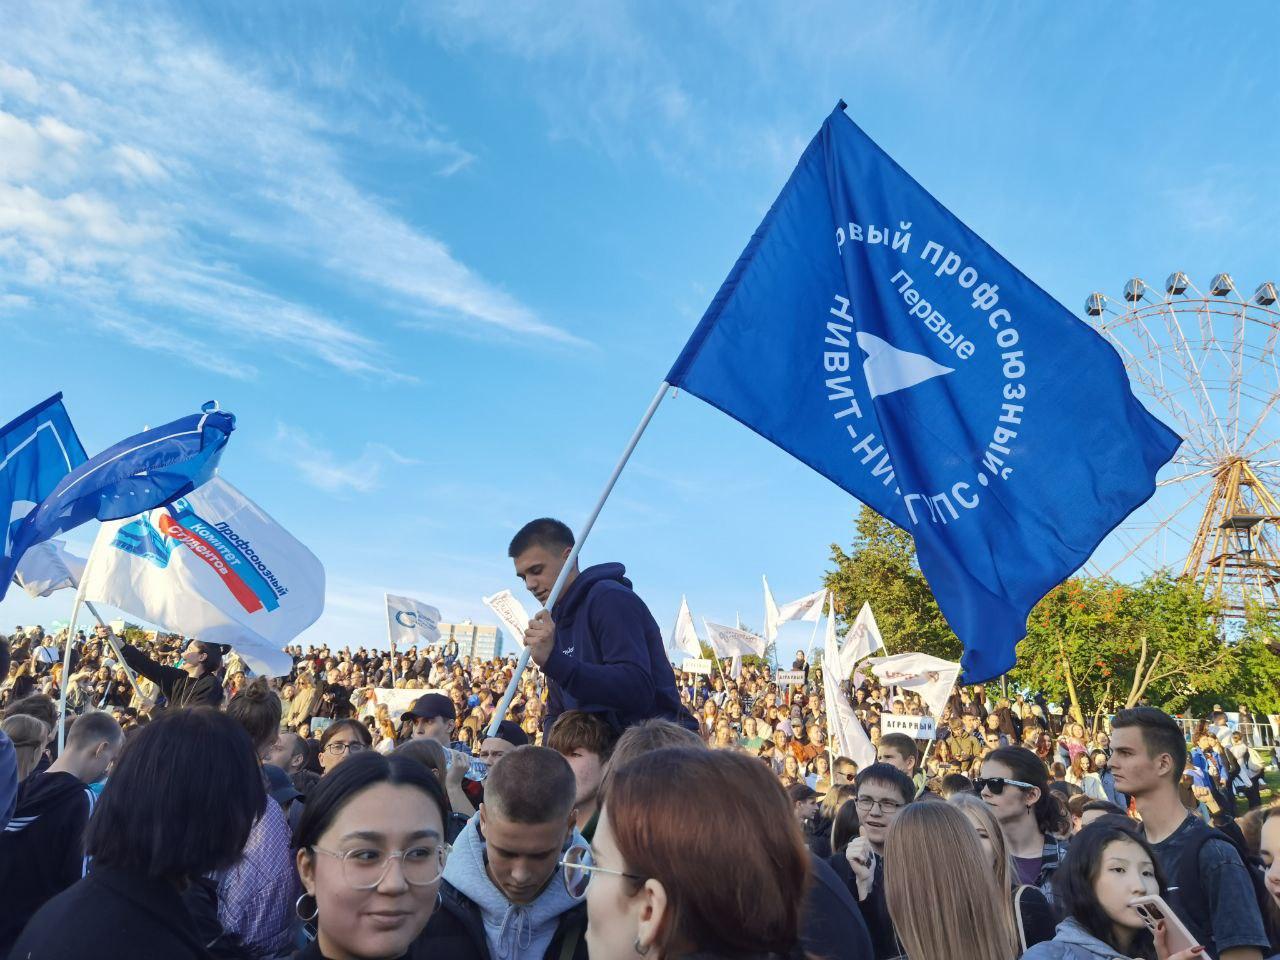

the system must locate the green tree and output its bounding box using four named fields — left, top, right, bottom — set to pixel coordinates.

left=1011, top=573, right=1227, bottom=728
left=823, top=505, right=960, bottom=660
